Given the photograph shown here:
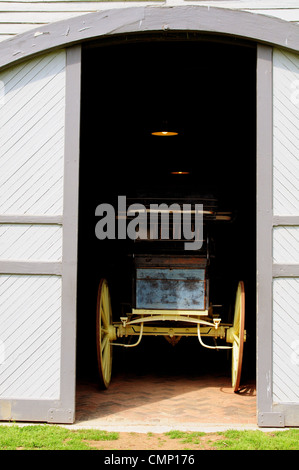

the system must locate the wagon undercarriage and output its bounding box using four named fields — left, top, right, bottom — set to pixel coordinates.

left=96, top=246, right=246, bottom=394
